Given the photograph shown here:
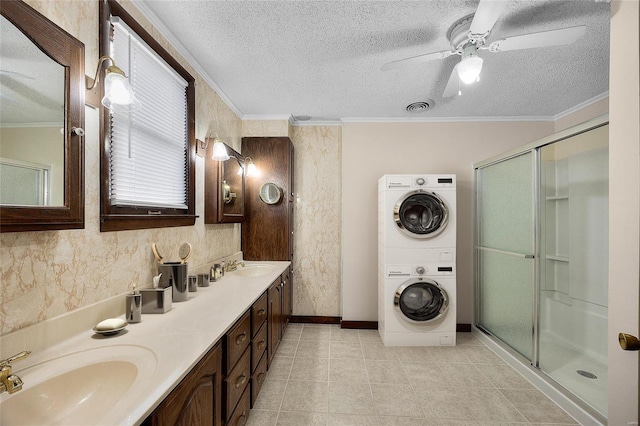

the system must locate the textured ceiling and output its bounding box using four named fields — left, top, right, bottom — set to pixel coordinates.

left=134, top=0, right=610, bottom=122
